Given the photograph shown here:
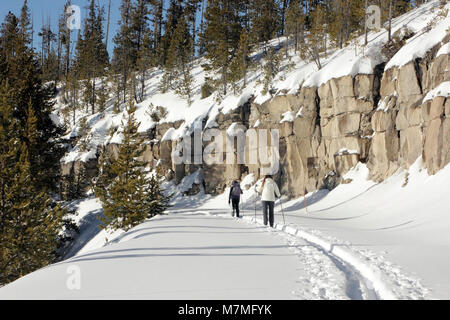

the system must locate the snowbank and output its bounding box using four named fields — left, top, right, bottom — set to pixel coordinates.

left=385, top=2, right=450, bottom=70
left=55, top=0, right=448, bottom=167
left=423, top=81, right=450, bottom=103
